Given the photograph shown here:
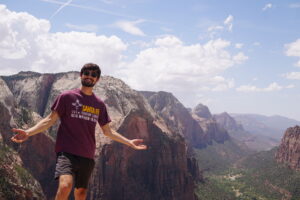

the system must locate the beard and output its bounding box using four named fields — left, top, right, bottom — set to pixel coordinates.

left=81, top=79, right=95, bottom=87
